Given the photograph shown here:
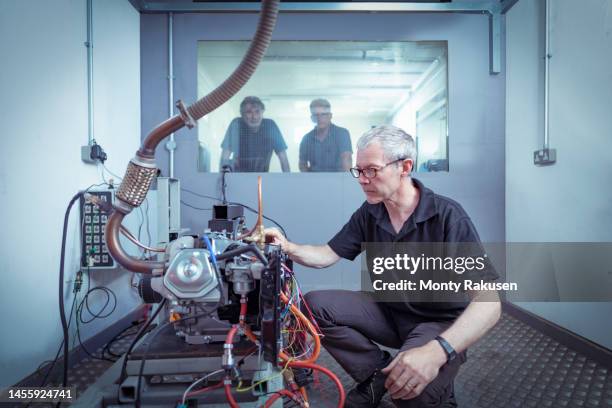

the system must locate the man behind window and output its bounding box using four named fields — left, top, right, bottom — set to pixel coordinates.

left=220, top=96, right=290, bottom=172
left=299, top=98, right=352, bottom=172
